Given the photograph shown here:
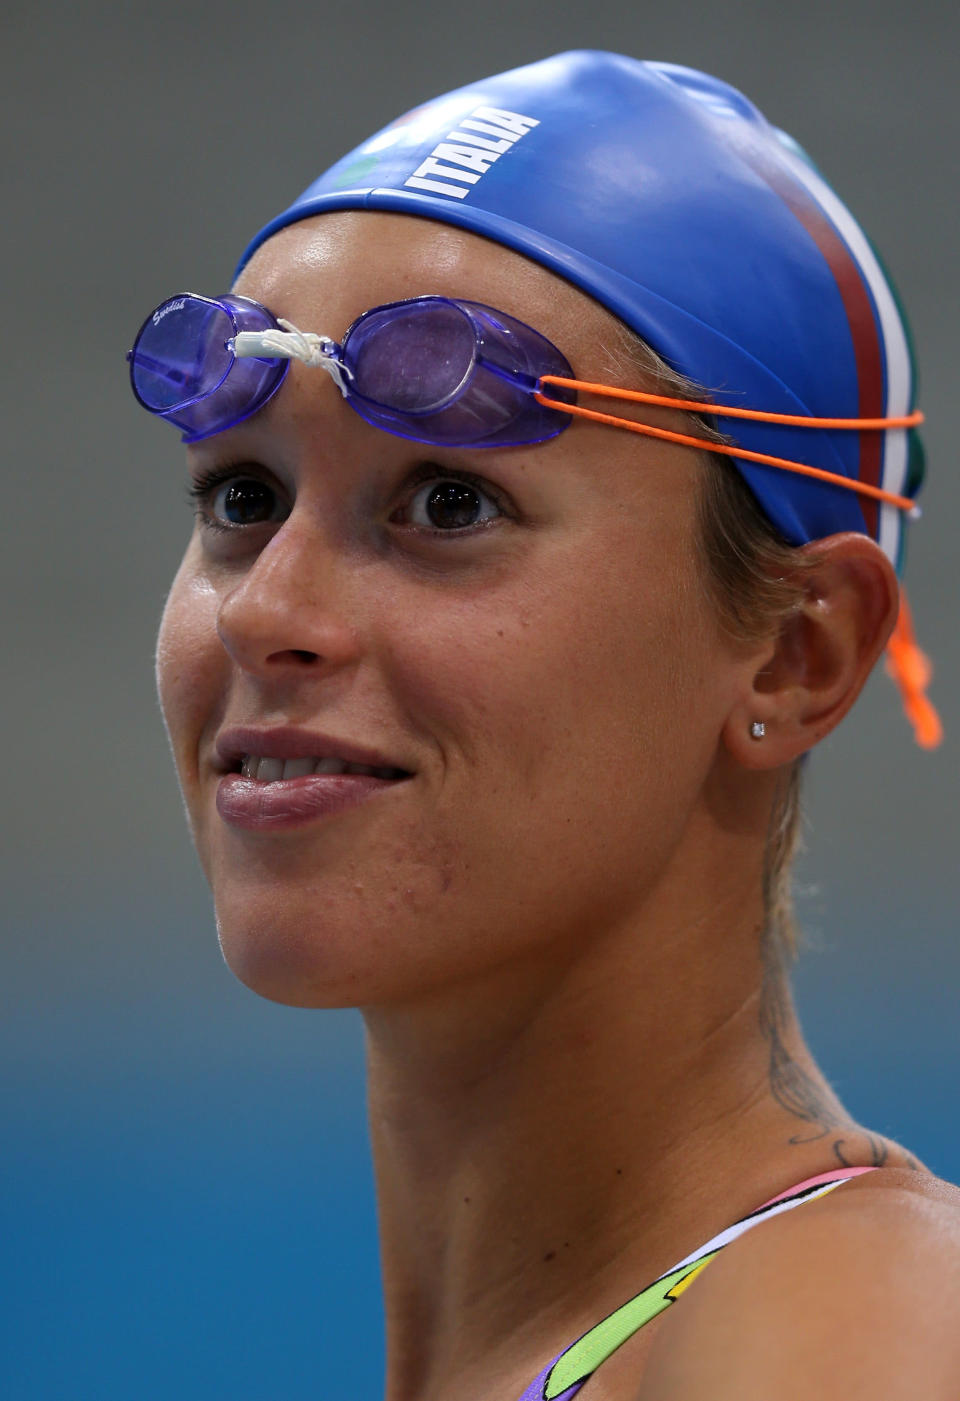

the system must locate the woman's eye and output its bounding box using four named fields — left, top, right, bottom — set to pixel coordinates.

left=188, top=470, right=287, bottom=530
left=396, top=478, right=503, bottom=531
